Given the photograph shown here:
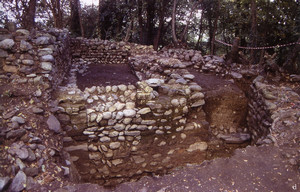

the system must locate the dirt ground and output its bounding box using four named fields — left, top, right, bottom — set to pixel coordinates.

left=110, top=145, right=300, bottom=192
left=76, top=64, right=138, bottom=91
